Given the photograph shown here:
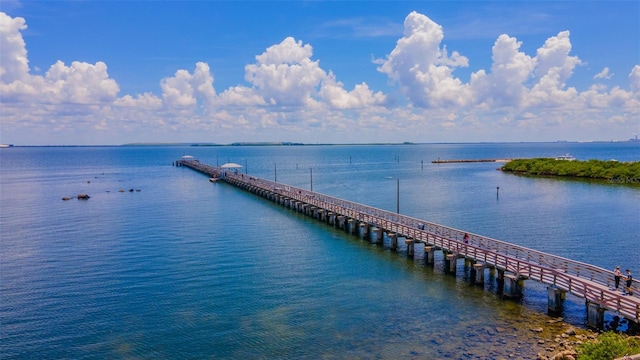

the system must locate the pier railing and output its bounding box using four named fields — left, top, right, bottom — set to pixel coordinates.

left=178, top=159, right=639, bottom=323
